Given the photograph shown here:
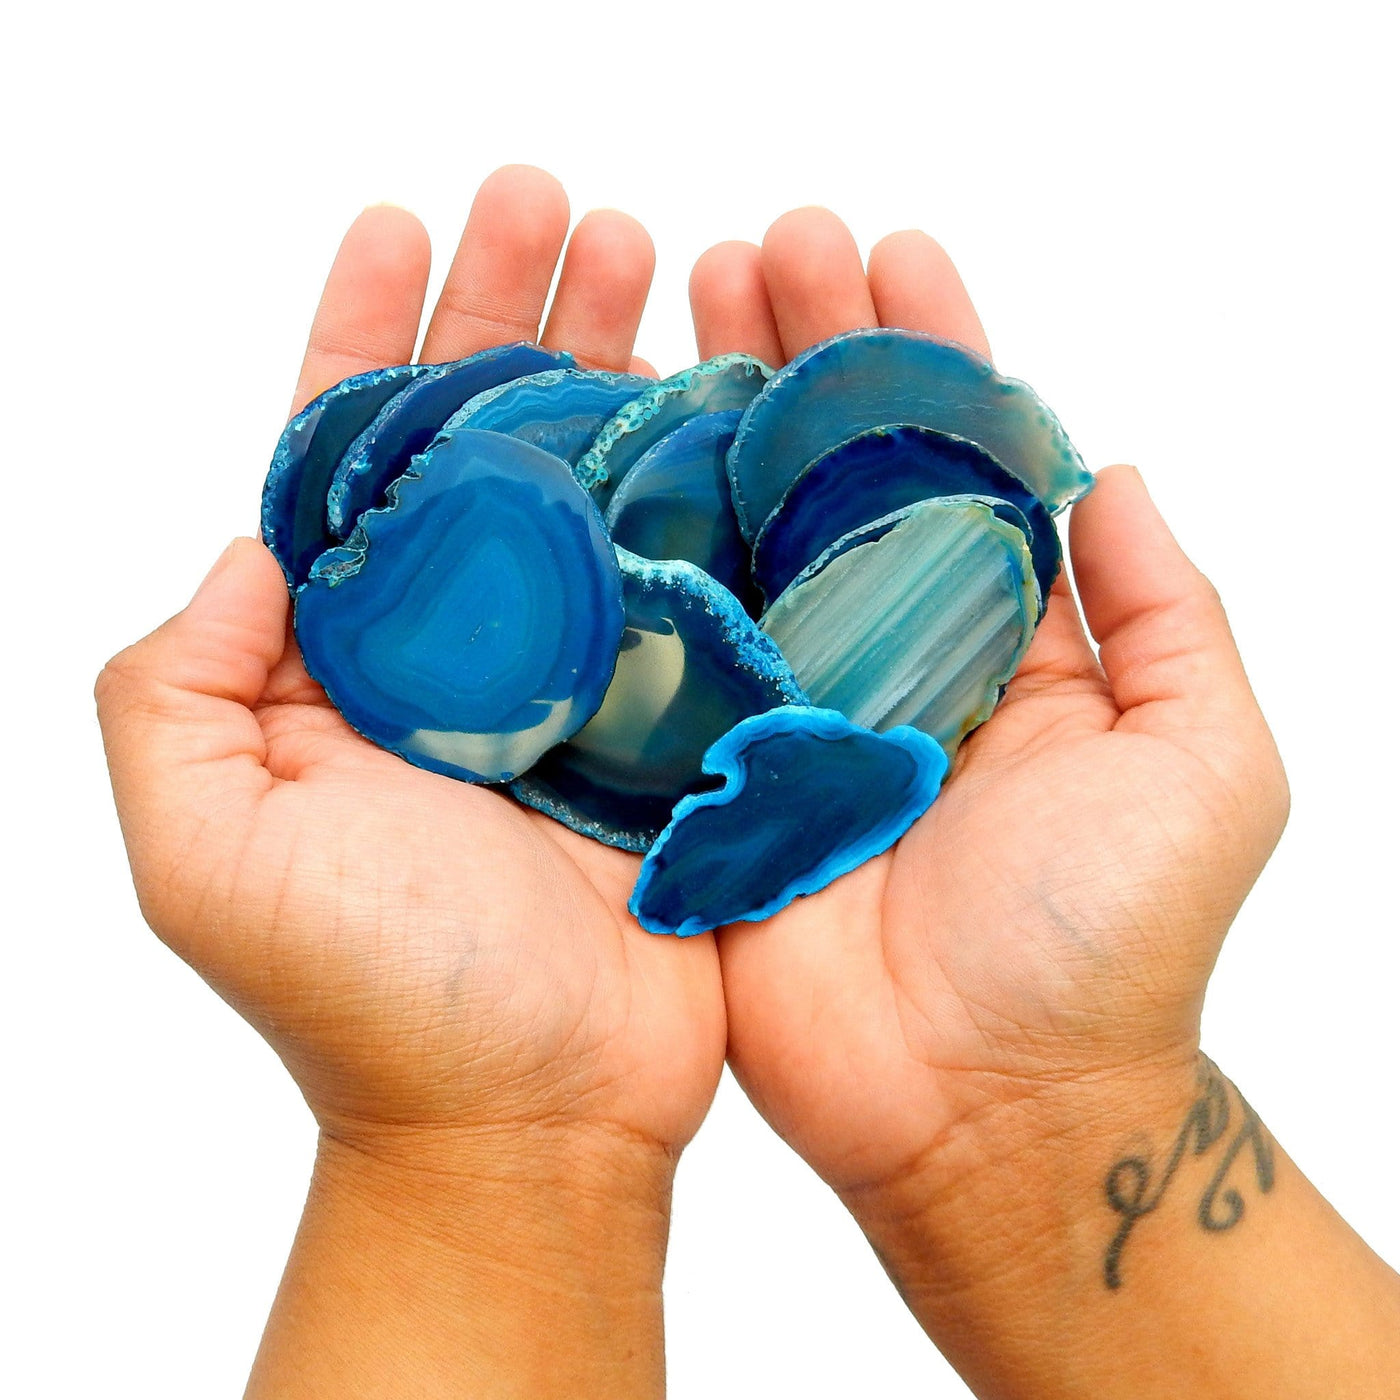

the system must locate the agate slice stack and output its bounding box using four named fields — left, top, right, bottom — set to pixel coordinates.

left=262, top=330, right=1091, bottom=935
